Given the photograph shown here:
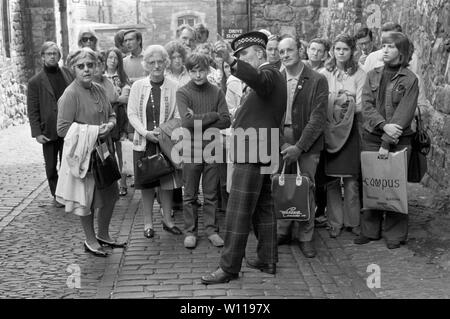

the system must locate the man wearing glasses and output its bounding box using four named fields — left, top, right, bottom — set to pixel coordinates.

left=27, top=42, right=74, bottom=207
